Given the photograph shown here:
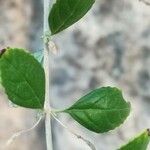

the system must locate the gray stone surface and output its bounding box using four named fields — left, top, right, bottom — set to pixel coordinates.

left=0, top=0, right=150, bottom=150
